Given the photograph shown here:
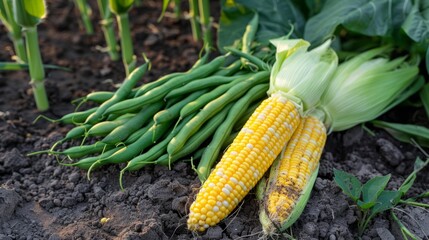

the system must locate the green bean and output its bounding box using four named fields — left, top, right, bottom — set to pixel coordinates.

left=212, top=60, right=242, bottom=77
left=179, top=73, right=254, bottom=119
left=34, top=107, right=97, bottom=125
left=133, top=72, right=183, bottom=98
left=242, top=13, right=259, bottom=57
left=119, top=114, right=196, bottom=189
left=85, top=116, right=132, bottom=137
left=197, top=83, right=268, bottom=182
left=102, top=101, right=164, bottom=144
left=190, top=50, right=211, bottom=69
left=224, top=46, right=269, bottom=71
left=103, top=55, right=227, bottom=116
left=133, top=50, right=210, bottom=98
left=168, top=71, right=269, bottom=155
left=161, top=103, right=233, bottom=167
left=61, top=147, right=119, bottom=170
left=233, top=100, right=261, bottom=131
left=164, top=75, right=244, bottom=100
left=154, top=90, right=207, bottom=124
left=86, top=120, right=172, bottom=175
left=52, top=121, right=153, bottom=160
left=53, top=142, right=111, bottom=159
left=85, top=62, right=150, bottom=124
